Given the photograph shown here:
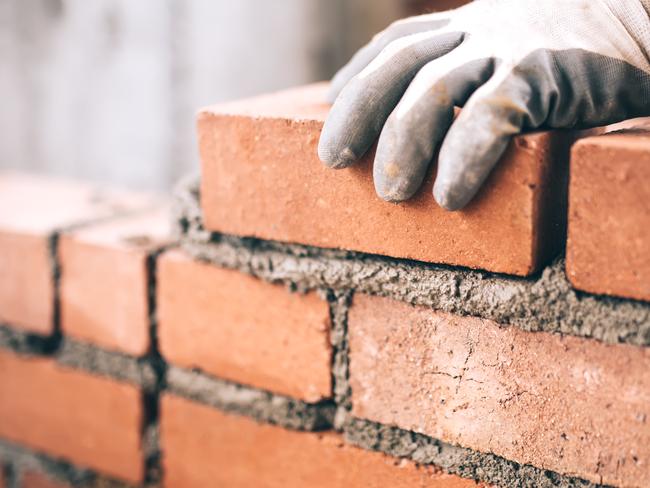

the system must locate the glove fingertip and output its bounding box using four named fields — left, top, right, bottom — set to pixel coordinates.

left=325, top=82, right=342, bottom=104
left=433, top=180, right=469, bottom=211
left=318, top=143, right=358, bottom=169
